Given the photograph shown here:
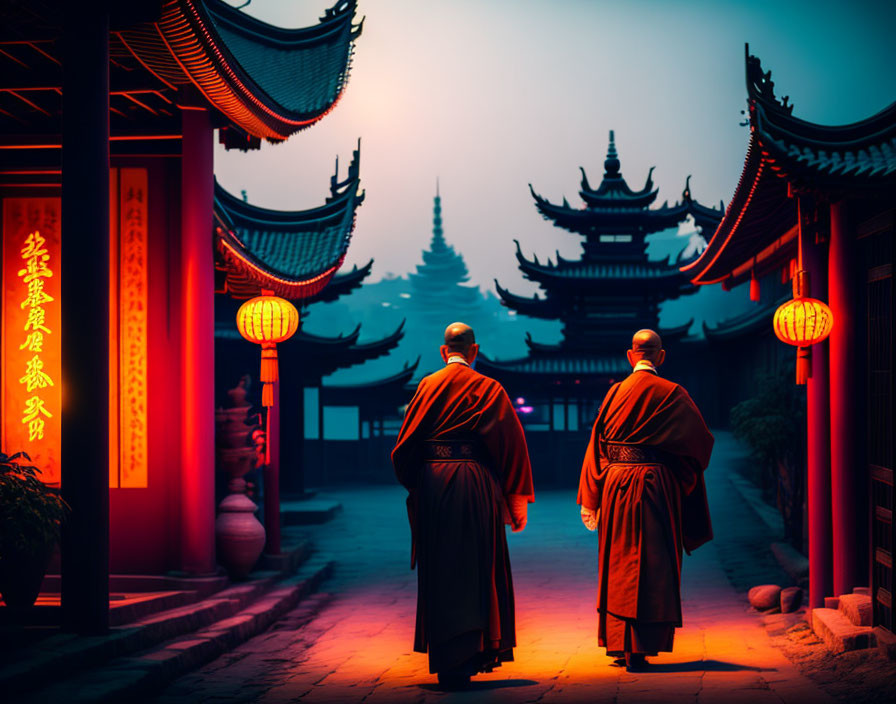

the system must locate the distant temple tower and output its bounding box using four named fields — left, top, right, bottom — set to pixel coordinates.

left=408, top=184, right=483, bottom=317
left=477, top=131, right=723, bottom=477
